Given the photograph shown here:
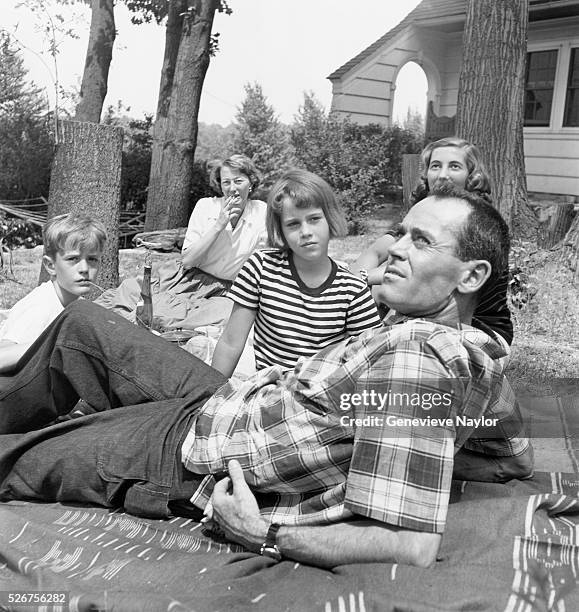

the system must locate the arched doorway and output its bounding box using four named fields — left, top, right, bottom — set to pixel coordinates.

left=391, top=61, right=428, bottom=131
